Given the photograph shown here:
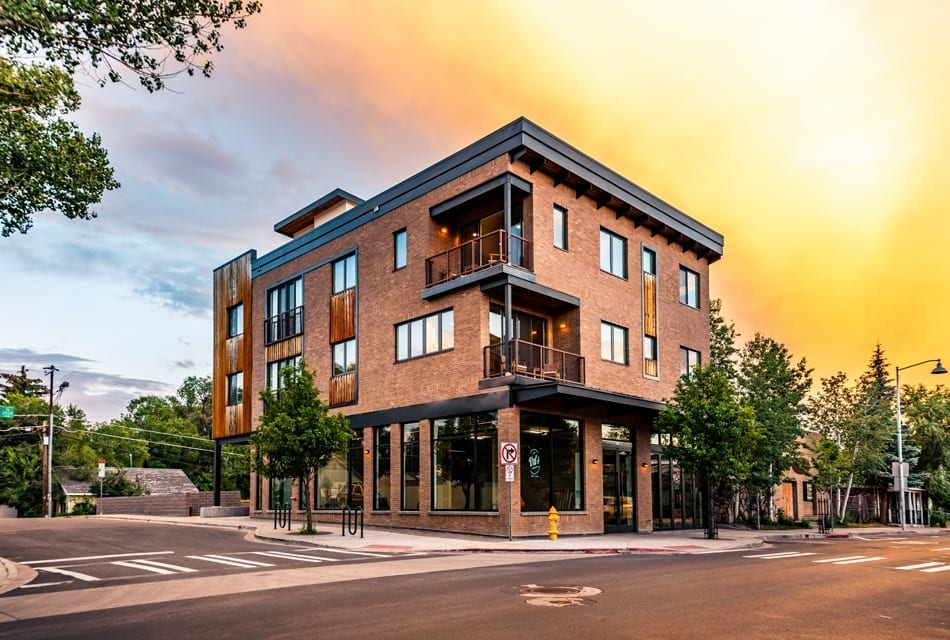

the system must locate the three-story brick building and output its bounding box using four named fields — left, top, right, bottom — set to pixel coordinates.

left=212, top=118, right=723, bottom=536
